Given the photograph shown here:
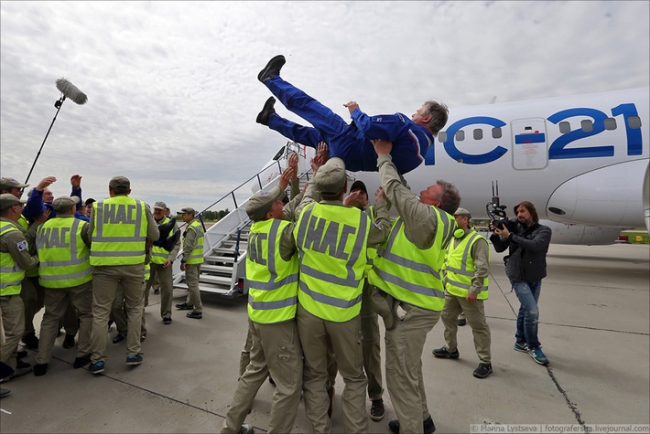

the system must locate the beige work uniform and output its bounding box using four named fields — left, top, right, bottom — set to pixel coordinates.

left=145, top=216, right=180, bottom=319
left=181, top=219, right=203, bottom=313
